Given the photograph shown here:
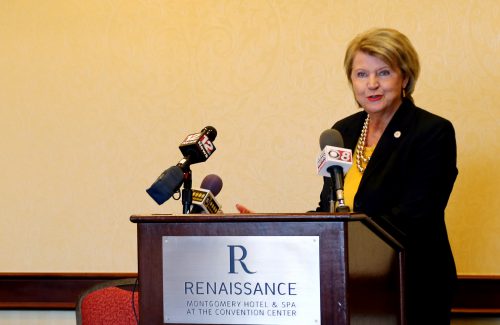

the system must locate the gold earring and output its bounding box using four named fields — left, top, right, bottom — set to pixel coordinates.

left=402, top=88, right=406, bottom=98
